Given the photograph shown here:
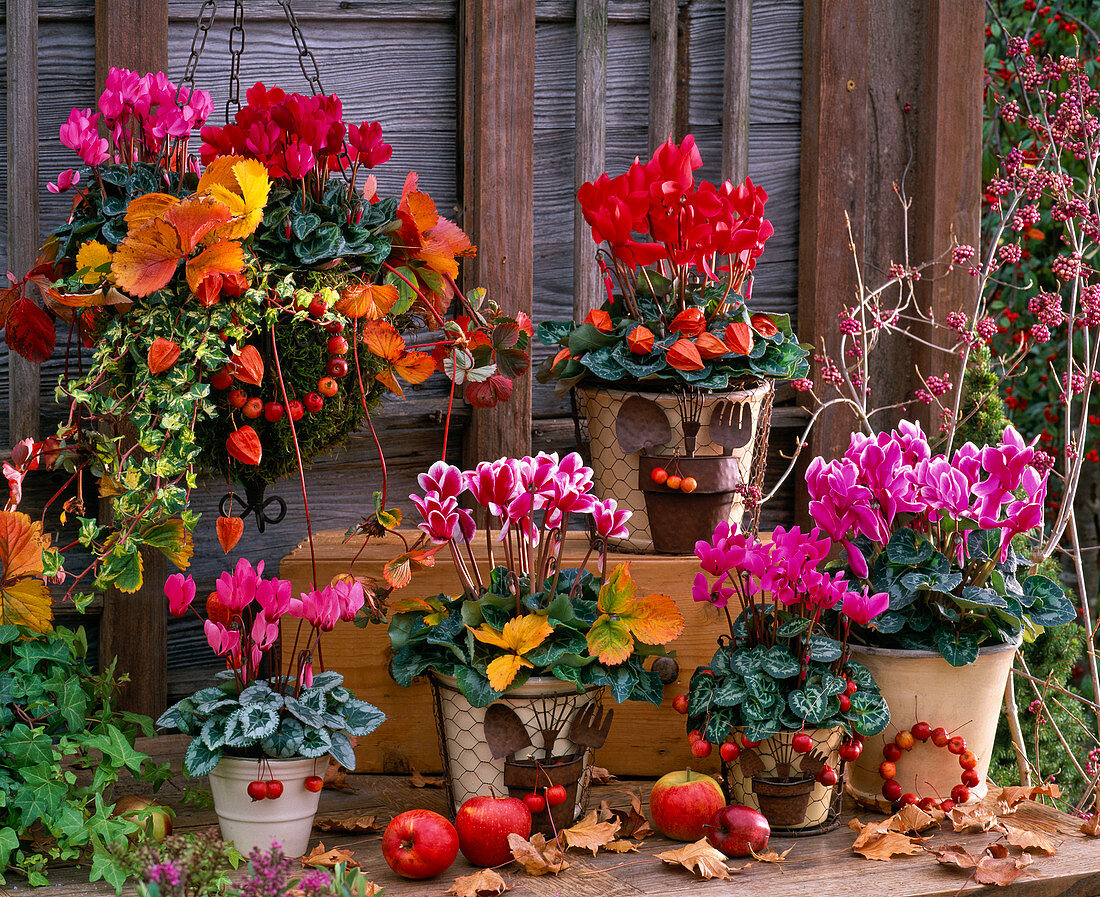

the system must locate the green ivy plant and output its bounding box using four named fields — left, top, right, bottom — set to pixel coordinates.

left=0, top=625, right=168, bottom=890
left=157, top=670, right=385, bottom=777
